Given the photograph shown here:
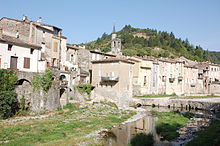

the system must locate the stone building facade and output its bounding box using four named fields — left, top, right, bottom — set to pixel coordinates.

left=0, top=17, right=66, bottom=71
left=91, top=58, right=134, bottom=107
